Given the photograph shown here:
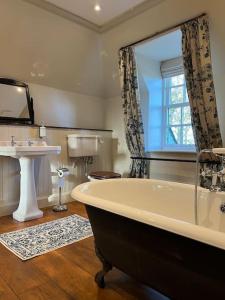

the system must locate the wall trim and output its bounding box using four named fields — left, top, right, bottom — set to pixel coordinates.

left=22, top=0, right=165, bottom=33
left=100, top=0, right=166, bottom=33
left=22, top=0, right=99, bottom=32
